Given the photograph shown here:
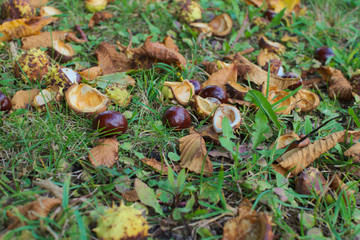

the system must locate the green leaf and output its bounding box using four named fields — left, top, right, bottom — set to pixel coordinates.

left=62, top=175, right=71, bottom=209
left=177, top=169, right=187, bottom=190
left=304, top=116, right=312, bottom=135
left=252, top=110, right=271, bottom=149
left=222, top=117, right=236, bottom=139
left=95, top=73, right=133, bottom=89
left=168, top=152, right=180, bottom=161
left=268, top=8, right=286, bottom=29
left=349, top=108, right=360, bottom=128
left=245, top=89, right=282, bottom=129
left=135, top=179, right=164, bottom=216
